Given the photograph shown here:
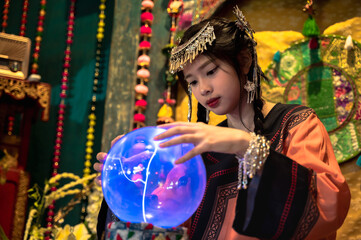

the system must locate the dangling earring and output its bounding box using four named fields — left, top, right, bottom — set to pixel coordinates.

left=187, top=84, right=192, bottom=122
left=233, top=6, right=259, bottom=104
left=244, top=74, right=256, bottom=104
left=205, top=108, right=210, bottom=123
